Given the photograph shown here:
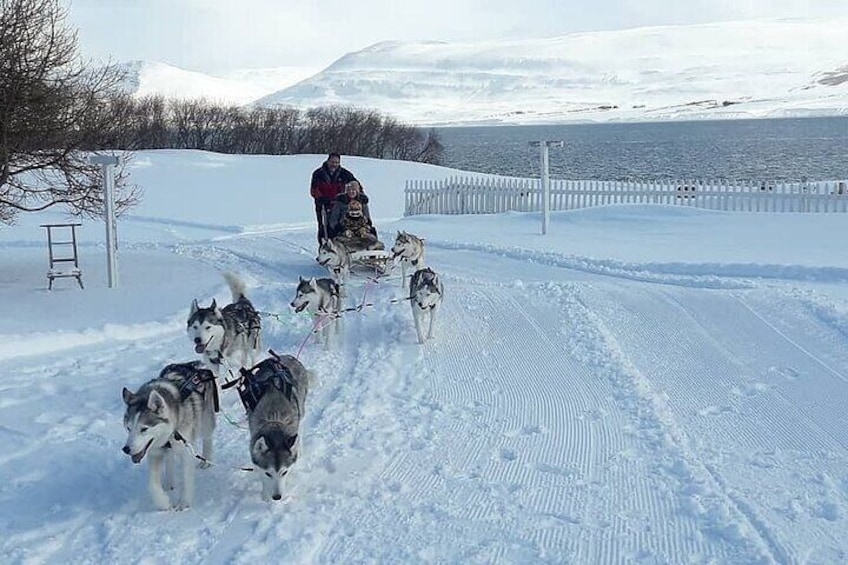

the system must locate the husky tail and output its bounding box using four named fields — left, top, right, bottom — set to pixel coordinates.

left=223, top=271, right=248, bottom=302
